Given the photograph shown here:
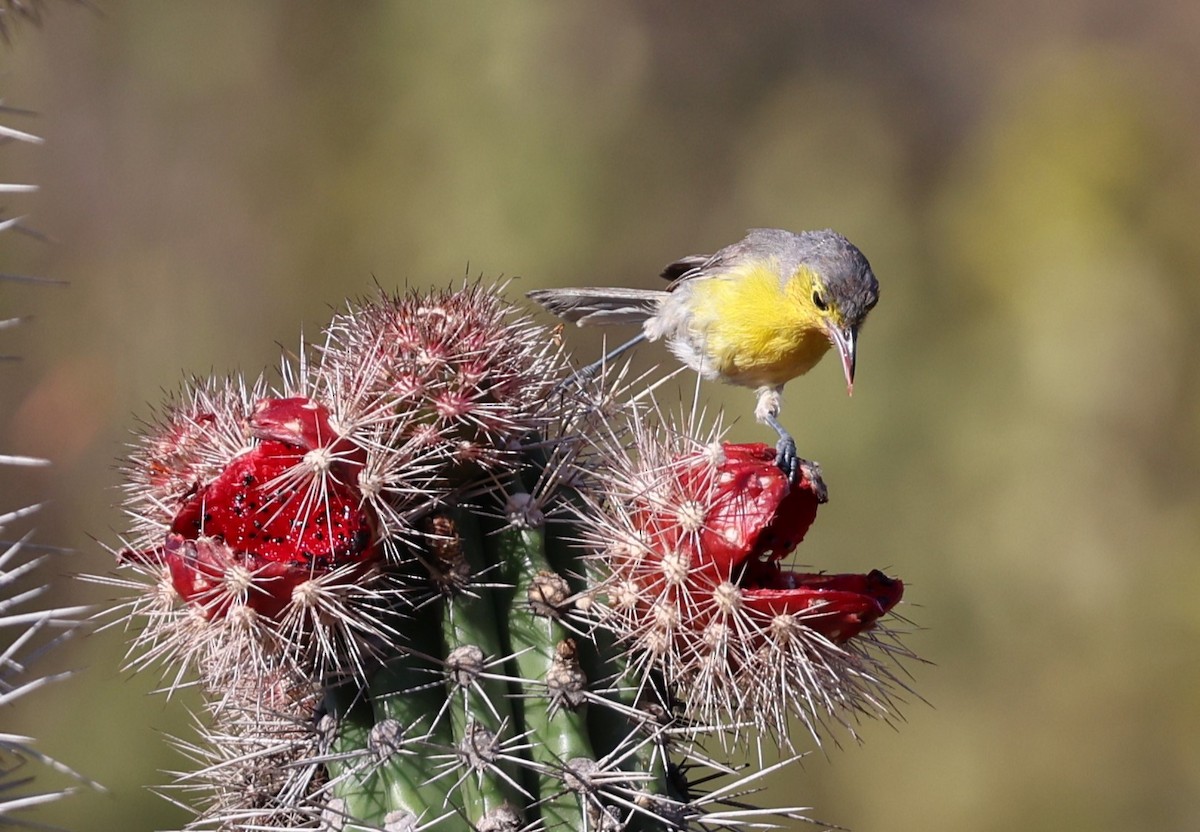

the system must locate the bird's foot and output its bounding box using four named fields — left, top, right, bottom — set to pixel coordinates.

left=775, top=436, right=828, bottom=503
